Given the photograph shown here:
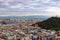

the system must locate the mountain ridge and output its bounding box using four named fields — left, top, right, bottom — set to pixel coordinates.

left=0, top=16, right=51, bottom=19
